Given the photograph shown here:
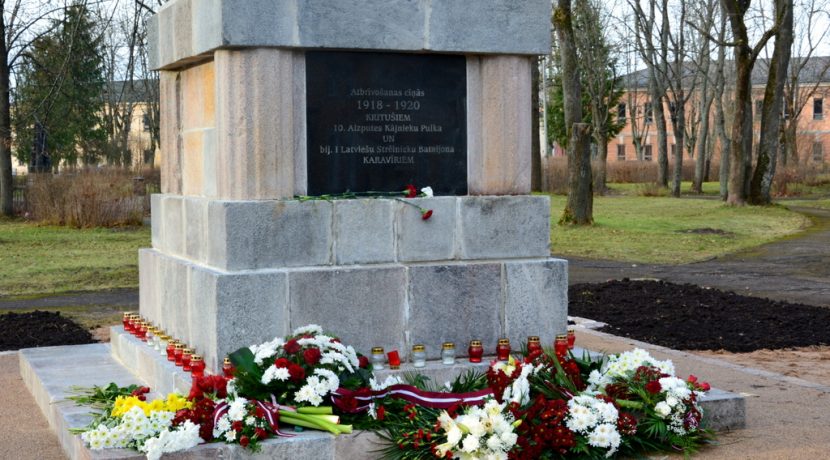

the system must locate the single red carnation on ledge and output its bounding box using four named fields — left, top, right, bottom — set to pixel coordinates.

left=405, top=184, right=418, bottom=198
left=421, top=209, right=433, bottom=220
